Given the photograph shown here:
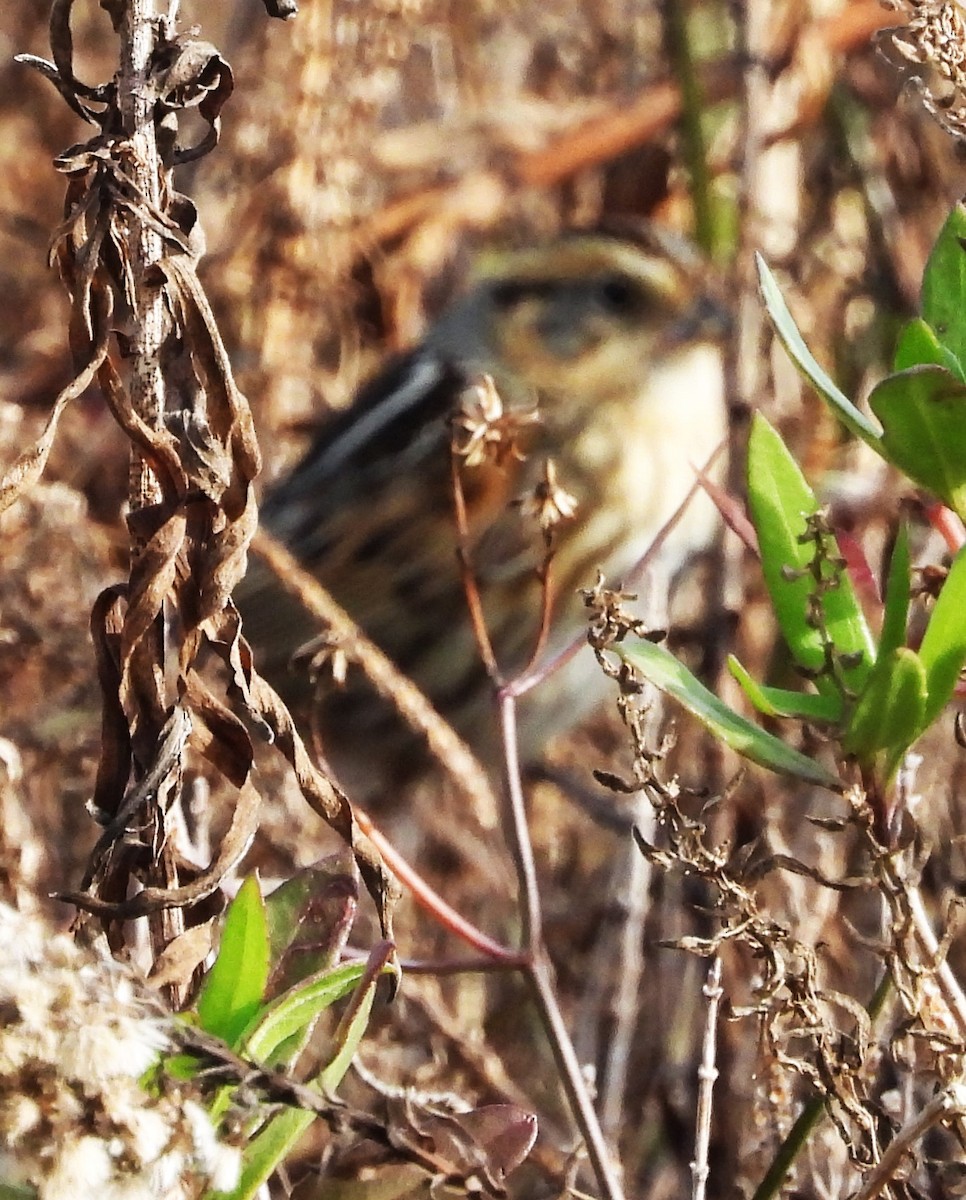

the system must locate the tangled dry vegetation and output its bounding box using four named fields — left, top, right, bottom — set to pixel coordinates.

left=5, top=1, right=966, bottom=1198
